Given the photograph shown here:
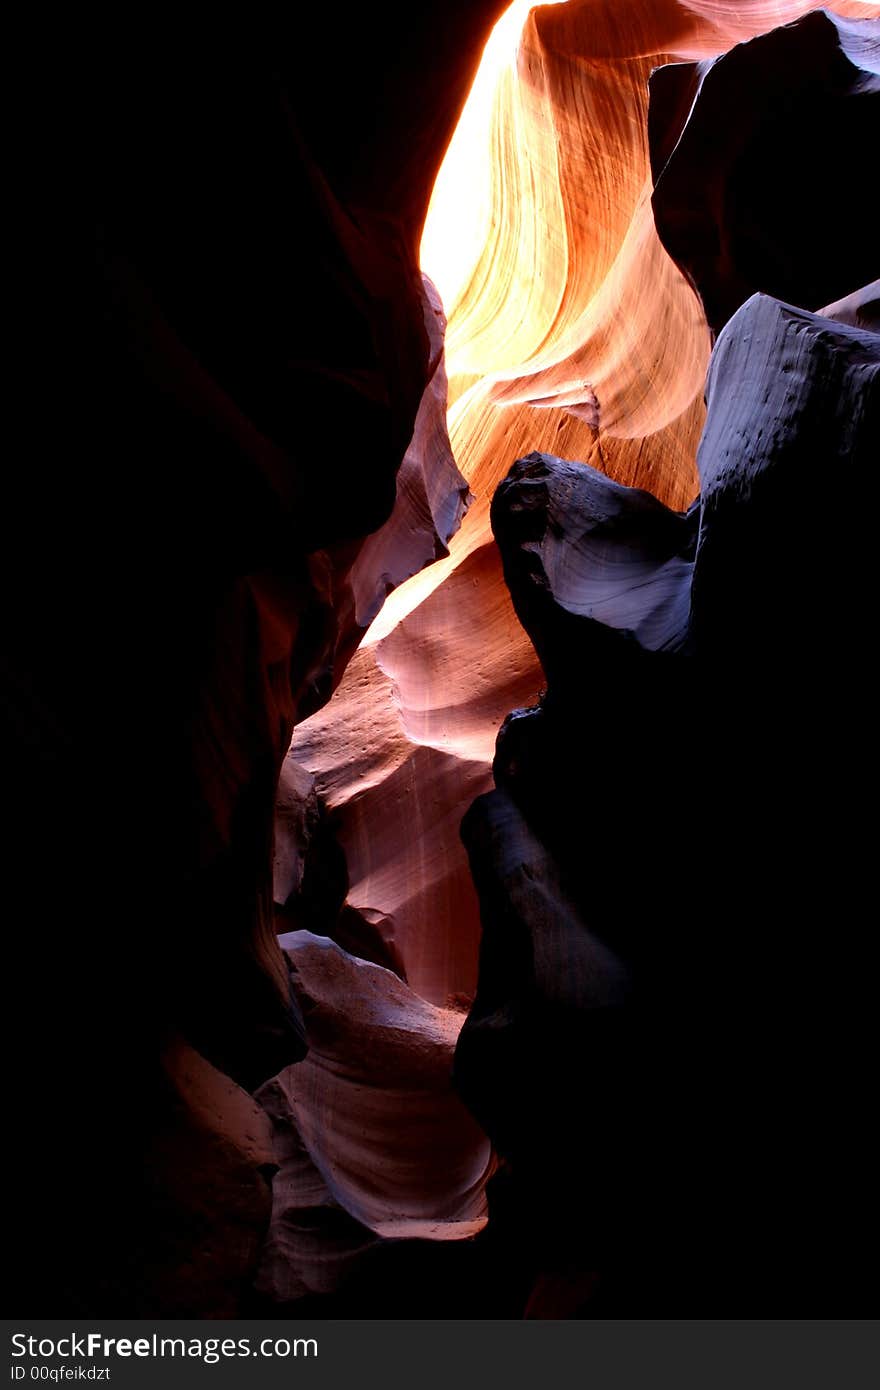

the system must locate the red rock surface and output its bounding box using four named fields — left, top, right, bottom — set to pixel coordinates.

left=287, top=0, right=876, bottom=1009
left=11, top=0, right=877, bottom=1317
left=254, top=932, right=492, bottom=1304
left=273, top=2, right=876, bottom=1307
